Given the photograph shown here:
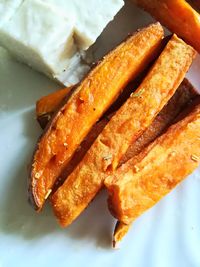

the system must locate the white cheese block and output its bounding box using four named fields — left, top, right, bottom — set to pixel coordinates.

left=0, top=0, right=124, bottom=85
left=41, top=0, right=124, bottom=50
left=0, top=0, right=80, bottom=84
left=0, top=0, right=24, bottom=26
